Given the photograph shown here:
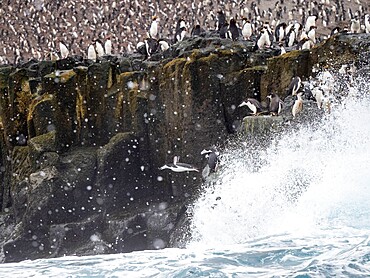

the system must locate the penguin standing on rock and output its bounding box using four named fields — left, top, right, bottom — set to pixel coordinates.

left=59, top=40, right=69, bottom=59
left=267, top=93, right=284, bottom=115
left=299, top=37, right=314, bottom=50
left=307, top=26, right=317, bottom=44
left=227, top=18, right=239, bottom=41
left=279, top=43, right=286, bottom=55
left=285, top=28, right=296, bottom=47
left=287, top=76, right=302, bottom=95
left=104, top=36, right=112, bottom=55
left=305, top=15, right=317, bottom=32
left=95, top=39, right=105, bottom=57
left=275, top=22, right=287, bottom=42
left=191, top=24, right=202, bottom=37
left=136, top=38, right=158, bottom=59
left=263, top=22, right=274, bottom=44
left=172, top=18, right=187, bottom=43
left=255, top=28, right=271, bottom=49
left=293, top=22, right=303, bottom=38
left=219, top=22, right=229, bottom=39
left=145, top=38, right=159, bottom=57
left=242, top=18, right=253, bottom=40
left=87, top=43, right=97, bottom=62
left=136, top=42, right=146, bottom=54
left=174, top=26, right=187, bottom=43
left=292, top=92, right=304, bottom=118
left=216, top=10, right=227, bottom=31
left=350, top=16, right=361, bottom=33
left=149, top=16, right=160, bottom=39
